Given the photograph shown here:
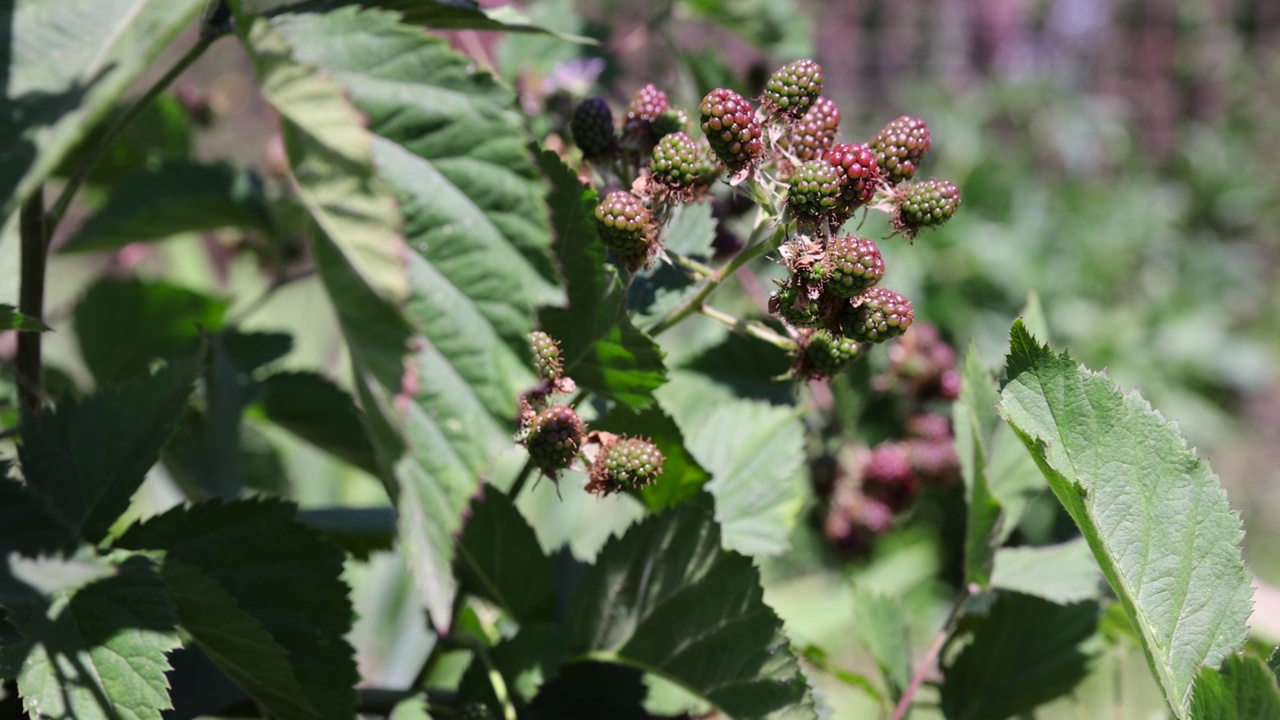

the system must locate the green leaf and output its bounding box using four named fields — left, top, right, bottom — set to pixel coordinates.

left=390, top=693, right=435, bottom=720
left=681, top=0, right=813, bottom=57
left=851, top=586, right=910, bottom=701
left=296, top=507, right=395, bottom=560
left=537, top=150, right=666, bottom=407
left=59, top=162, right=274, bottom=252
left=990, top=538, right=1103, bottom=605
left=0, top=478, right=77, bottom=558
left=455, top=491, right=555, bottom=624
left=237, top=0, right=596, bottom=41
left=158, top=557, right=315, bottom=720
left=0, top=0, right=208, bottom=218
left=19, top=358, right=199, bottom=543
left=249, top=7, right=564, bottom=631
left=566, top=504, right=816, bottom=720
left=591, top=404, right=710, bottom=510
left=51, top=94, right=193, bottom=188
left=0, top=304, right=50, bottom=332
left=10, top=554, right=181, bottom=720
left=686, top=400, right=805, bottom=557
left=662, top=203, right=717, bottom=258
left=116, top=499, right=357, bottom=720
left=941, top=592, right=1099, bottom=720
left=73, top=277, right=225, bottom=384
left=954, top=345, right=1004, bottom=586
left=998, top=320, right=1253, bottom=718
left=258, top=371, right=379, bottom=475
left=1190, top=652, right=1280, bottom=720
